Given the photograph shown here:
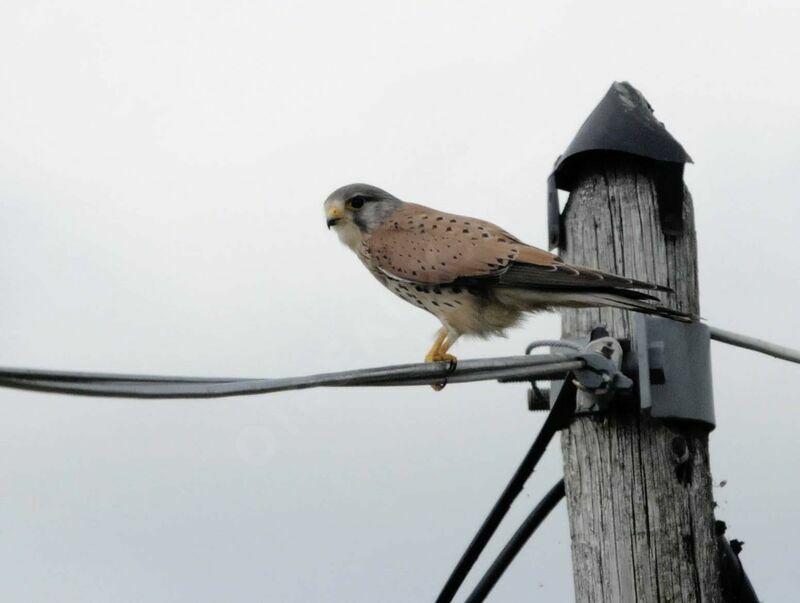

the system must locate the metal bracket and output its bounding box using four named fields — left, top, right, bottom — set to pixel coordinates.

left=541, top=316, right=715, bottom=429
